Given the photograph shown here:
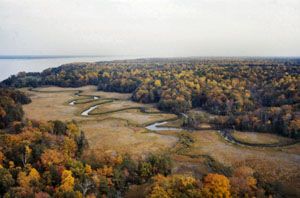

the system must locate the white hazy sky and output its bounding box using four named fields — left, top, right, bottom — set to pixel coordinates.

left=0, top=0, right=299, bottom=57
